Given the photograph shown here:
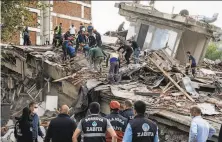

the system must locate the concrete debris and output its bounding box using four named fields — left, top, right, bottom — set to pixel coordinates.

left=197, top=103, right=219, bottom=115
left=1, top=2, right=222, bottom=140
